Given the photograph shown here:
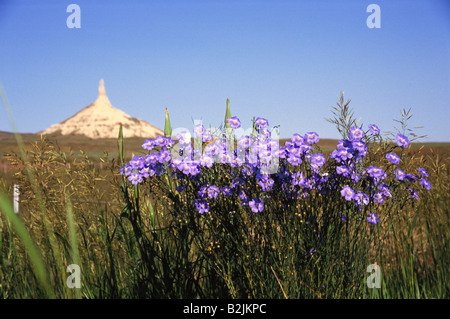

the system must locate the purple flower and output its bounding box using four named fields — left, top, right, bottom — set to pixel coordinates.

left=367, top=166, right=385, bottom=179
left=394, top=168, right=406, bottom=181
left=291, top=133, right=304, bottom=146
left=352, top=140, right=367, bottom=153
left=284, top=141, right=295, bottom=151
left=154, top=135, right=168, bottom=147
left=170, top=157, right=183, bottom=168
left=195, top=200, right=209, bottom=214
left=374, top=192, right=385, bottom=204
left=259, top=149, right=272, bottom=163
left=287, top=154, right=301, bottom=166
left=142, top=139, right=155, bottom=151
left=420, top=178, right=431, bottom=190
left=205, top=142, right=221, bottom=156
left=128, top=171, right=143, bottom=185
left=378, top=183, right=392, bottom=198
left=140, top=166, right=151, bottom=179
left=158, top=149, right=171, bottom=163
left=367, top=213, right=379, bottom=225
left=258, top=177, right=274, bottom=191
left=246, top=153, right=258, bottom=166
left=291, top=171, right=306, bottom=186
left=268, top=139, right=279, bottom=150
left=120, top=164, right=133, bottom=176
left=239, top=190, right=249, bottom=204
left=330, top=149, right=341, bottom=162
left=176, top=131, right=191, bottom=145
left=304, top=177, right=315, bottom=189
left=336, top=165, right=350, bottom=177
left=163, top=137, right=175, bottom=148
left=418, top=167, right=428, bottom=177
left=178, top=161, right=195, bottom=175
left=354, top=191, right=369, bottom=206
left=349, top=127, right=364, bottom=141
left=310, top=153, right=326, bottom=170
left=130, top=156, right=145, bottom=170
left=200, top=155, right=214, bottom=168
left=304, top=132, right=319, bottom=145
left=193, top=124, right=206, bottom=137
left=340, top=185, right=355, bottom=201
left=300, top=144, right=313, bottom=155
left=277, top=147, right=286, bottom=159
left=409, top=188, right=419, bottom=199
left=198, top=186, right=208, bottom=198
left=351, top=170, right=360, bottom=183
left=386, top=152, right=401, bottom=165
left=221, top=186, right=233, bottom=196
left=337, top=139, right=353, bottom=150
left=249, top=198, right=264, bottom=213
left=287, top=146, right=301, bottom=157
left=259, top=128, right=271, bottom=138
left=237, top=136, right=251, bottom=150
left=227, top=116, right=241, bottom=129
left=251, top=140, right=269, bottom=156
left=255, top=117, right=269, bottom=128
left=207, top=185, right=220, bottom=199
left=368, top=124, right=380, bottom=135
left=337, top=148, right=353, bottom=161
left=229, top=155, right=244, bottom=168
left=395, top=133, right=409, bottom=148
left=145, top=153, right=159, bottom=165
